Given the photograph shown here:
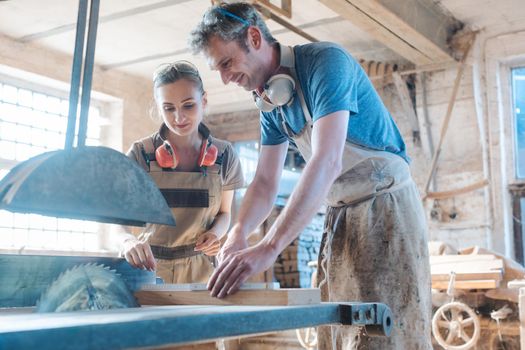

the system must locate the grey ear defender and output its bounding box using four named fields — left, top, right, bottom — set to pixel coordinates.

left=253, top=73, right=296, bottom=112
left=253, top=91, right=277, bottom=112
left=266, top=74, right=295, bottom=106
left=253, top=44, right=297, bottom=112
